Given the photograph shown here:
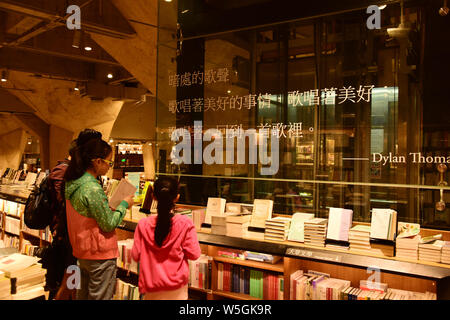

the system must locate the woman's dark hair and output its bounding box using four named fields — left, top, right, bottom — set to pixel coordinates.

left=76, top=129, right=102, bottom=146
left=64, top=138, right=112, bottom=181
left=154, top=176, right=179, bottom=247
